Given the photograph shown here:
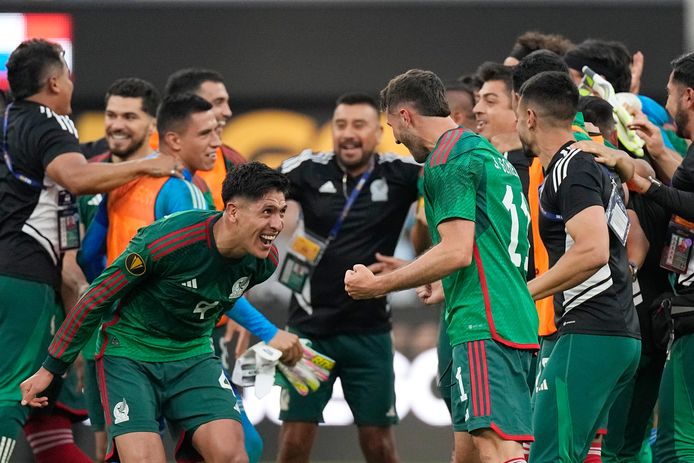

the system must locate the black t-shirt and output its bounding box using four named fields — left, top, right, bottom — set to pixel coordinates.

left=506, top=148, right=535, bottom=280
left=539, top=142, right=640, bottom=338
left=0, top=100, right=81, bottom=288
left=280, top=150, right=420, bottom=336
